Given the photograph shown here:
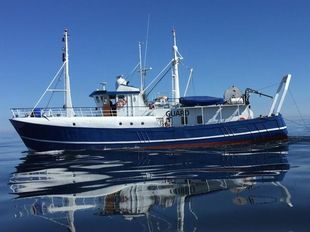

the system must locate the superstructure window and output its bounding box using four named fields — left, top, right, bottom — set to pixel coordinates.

left=181, top=116, right=188, bottom=125
left=95, top=96, right=100, bottom=103
left=197, top=115, right=203, bottom=124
